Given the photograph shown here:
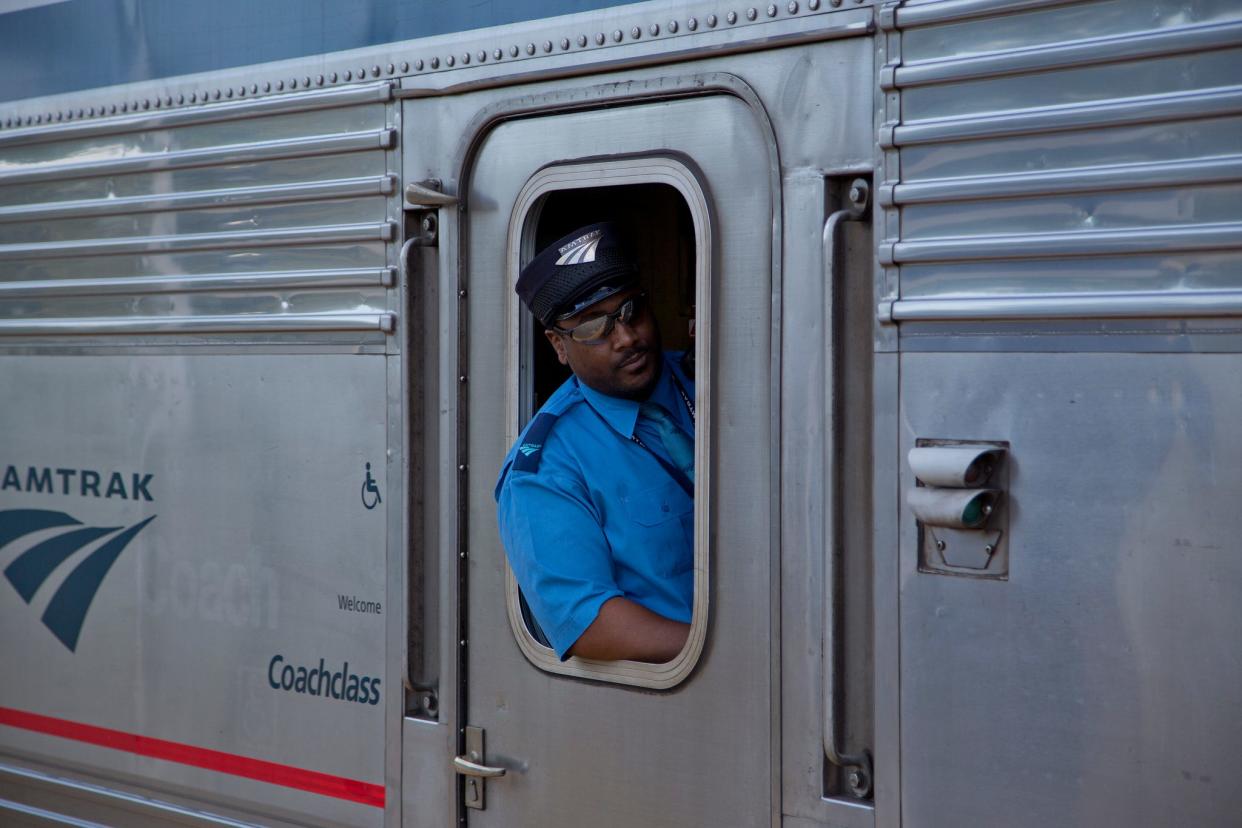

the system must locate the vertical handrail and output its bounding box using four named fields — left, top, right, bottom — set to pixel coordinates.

left=822, top=179, right=874, bottom=798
